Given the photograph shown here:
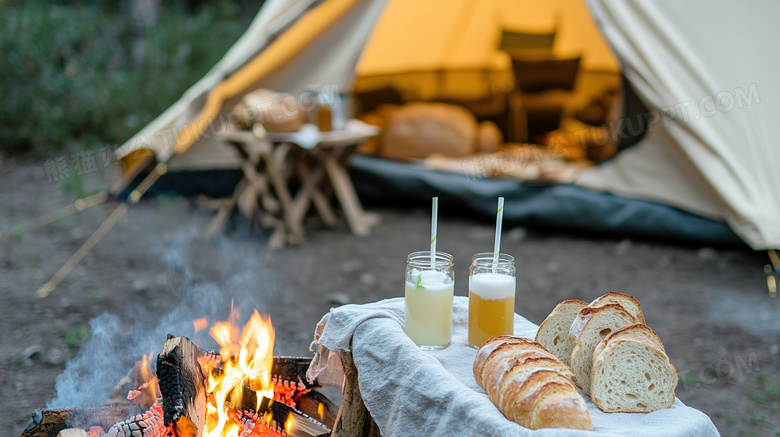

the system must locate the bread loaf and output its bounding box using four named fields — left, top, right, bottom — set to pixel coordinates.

left=591, top=336, right=678, bottom=412
left=474, top=337, right=591, bottom=430
left=534, top=299, right=587, bottom=365
left=569, top=304, right=638, bottom=394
